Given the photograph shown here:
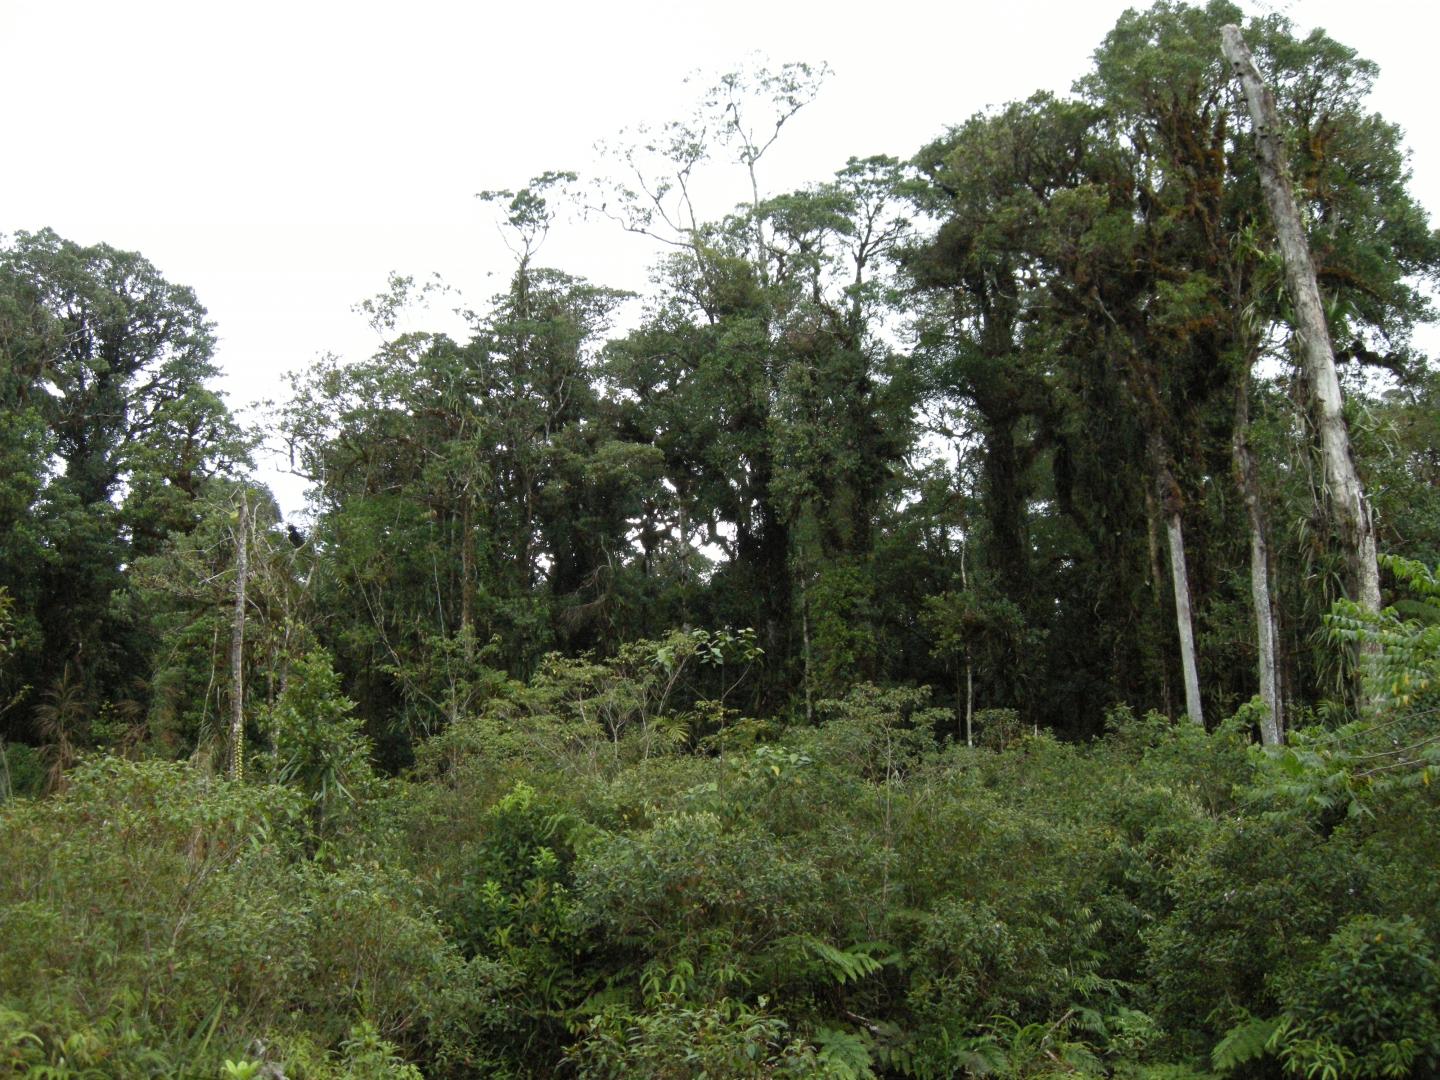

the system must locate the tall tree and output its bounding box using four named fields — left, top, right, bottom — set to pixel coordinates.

left=1222, top=22, right=1381, bottom=623
left=284, top=231, right=643, bottom=746
left=604, top=100, right=916, bottom=705
left=1081, top=0, right=1437, bottom=725
left=906, top=94, right=1096, bottom=724
left=132, top=479, right=312, bottom=762
left=0, top=230, right=244, bottom=743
